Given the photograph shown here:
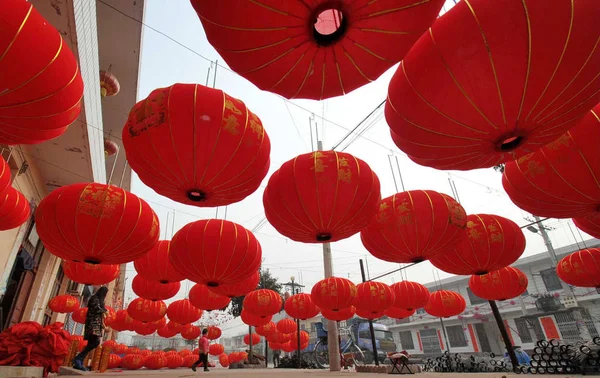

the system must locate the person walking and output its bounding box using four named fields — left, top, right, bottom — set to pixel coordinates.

left=72, top=287, right=109, bottom=371
left=191, top=328, right=210, bottom=372
left=272, top=348, right=281, bottom=367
